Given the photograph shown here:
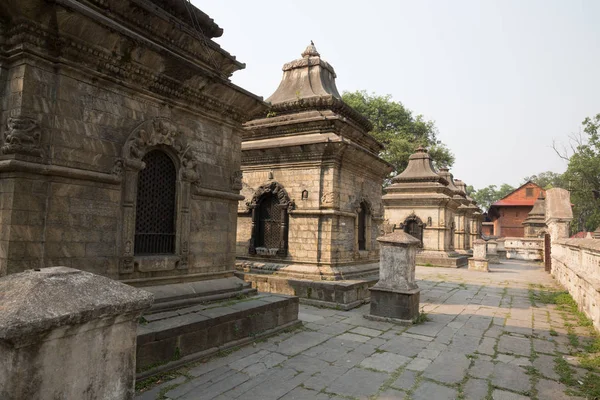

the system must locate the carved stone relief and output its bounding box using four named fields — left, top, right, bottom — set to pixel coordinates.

left=2, top=117, right=43, bottom=157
